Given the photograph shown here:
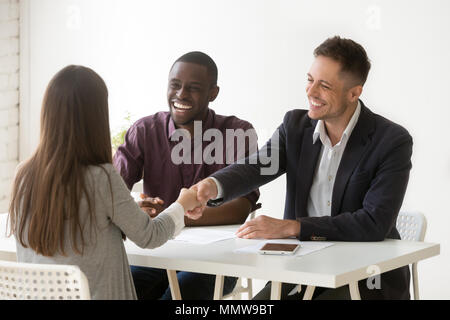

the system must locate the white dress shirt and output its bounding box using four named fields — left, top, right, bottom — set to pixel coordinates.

left=212, top=102, right=361, bottom=218
left=307, top=101, right=361, bottom=217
